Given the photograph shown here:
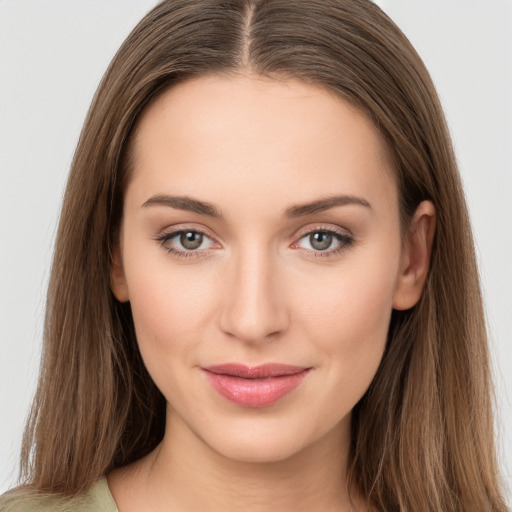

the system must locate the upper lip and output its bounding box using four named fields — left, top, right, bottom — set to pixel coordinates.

left=202, top=363, right=310, bottom=379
